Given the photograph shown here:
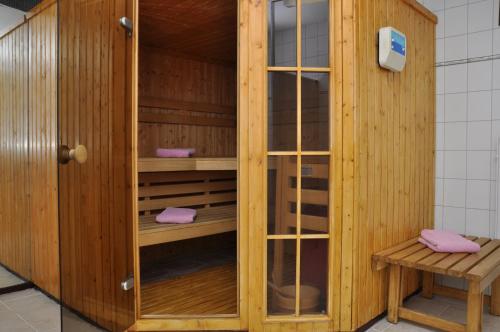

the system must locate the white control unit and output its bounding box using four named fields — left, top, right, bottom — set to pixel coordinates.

left=378, top=27, right=406, bottom=72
